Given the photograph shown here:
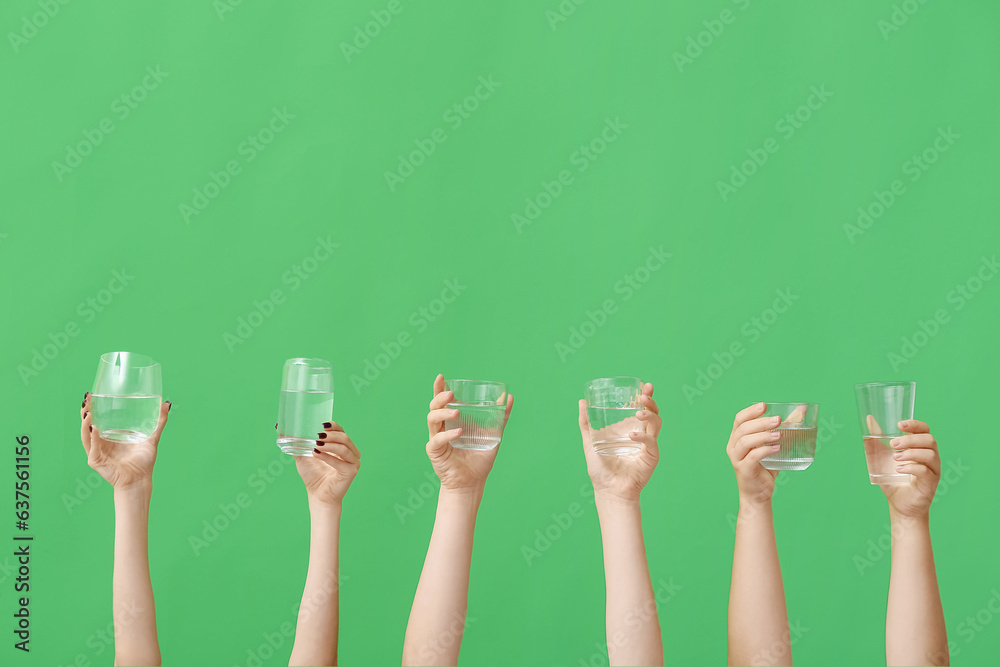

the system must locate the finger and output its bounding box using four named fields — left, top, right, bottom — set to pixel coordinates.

left=894, top=461, right=935, bottom=480
left=785, top=405, right=807, bottom=424
left=80, top=407, right=92, bottom=456
left=890, top=433, right=937, bottom=452
left=427, top=428, right=461, bottom=457
left=578, top=399, right=590, bottom=437
left=80, top=391, right=90, bottom=418
left=150, top=401, right=171, bottom=443
left=315, top=429, right=358, bottom=452
left=428, top=407, right=460, bottom=429
left=733, top=402, right=767, bottom=431
left=628, top=430, right=659, bottom=459
left=744, top=441, right=782, bottom=467
left=867, top=414, right=884, bottom=437
left=639, top=392, right=659, bottom=416
left=732, top=415, right=782, bottom=443
left=502, top=393, right=514, bottom=425
left=320, top=421, right=345, bottom=433
left=433, top=373, right=446, bottom=397
left=429, top=389, right=455, bottom=411
left=733, top=430, right=782, bottom=460
left=314, top=440, right=359, bottom=465
left=892, top=447, right=941, bottom=476
left=311, top=448, right=358, bottom=475
left=635, top=408, right=662, bottom=437
left=899, top=419, right=930, bottom=434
